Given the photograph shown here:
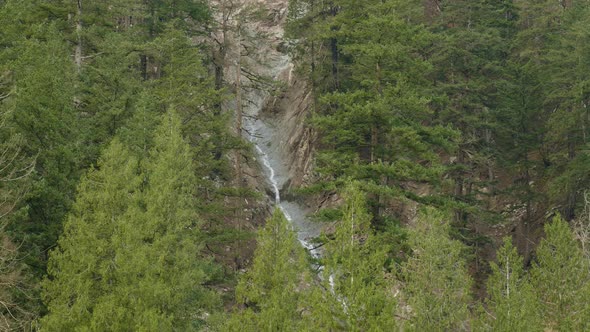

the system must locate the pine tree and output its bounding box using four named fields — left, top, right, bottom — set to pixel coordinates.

left=309, top=182, right=397, bottom=331
left=1, top=6, right=84, bottom=279
left=0, top=0, right=93, bottom=325
left=42, top=111, right=218, bottom=330
left=429, top=0, right=518, bottom=222
left=41, top=139, right=142, bottom=330
left=542, top=5, right=590, bottom=219
left=291, top=0, right=459, bottom=225
left=120, top=109, right=219, bottom=330
left=509, top=0, right=590, bottom=221
left=493, top=61, right=544, bottom=225
left=286, top=0, right=343, bottom=93
left=0, top=0, right=227, bottom=327
left=530, top=216, right=590, bottom=331
left=402, top=208, right=472, bottom=331
left=150, top=22, right=230, bottom=178
left=225, top=209, right=311, bottom=331
left=477, top=237, right=541, bottom=331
